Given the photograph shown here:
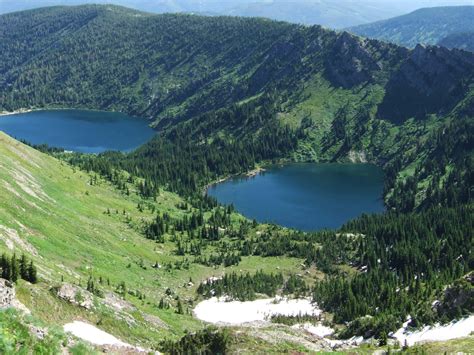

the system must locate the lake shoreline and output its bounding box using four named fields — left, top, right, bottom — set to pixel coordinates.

left=207, top=163, right=386, bottom=231
left=0, top=109, right=156, bottom=153
left=204, top=166, right=266, bottom=195
left=0, top=108, right=35, bottom=117
left=0, top=107, right=154, bottom=124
